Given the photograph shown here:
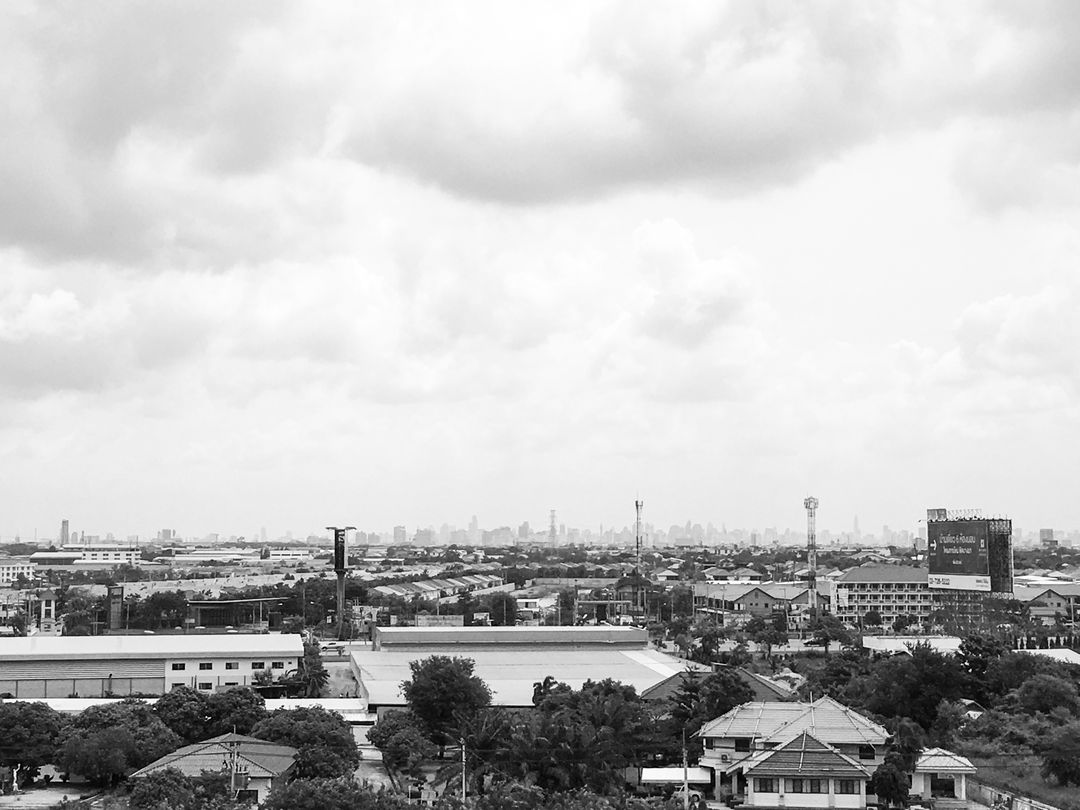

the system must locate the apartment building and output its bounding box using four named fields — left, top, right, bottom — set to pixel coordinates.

left=833, top=565, right=939, bottom=626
